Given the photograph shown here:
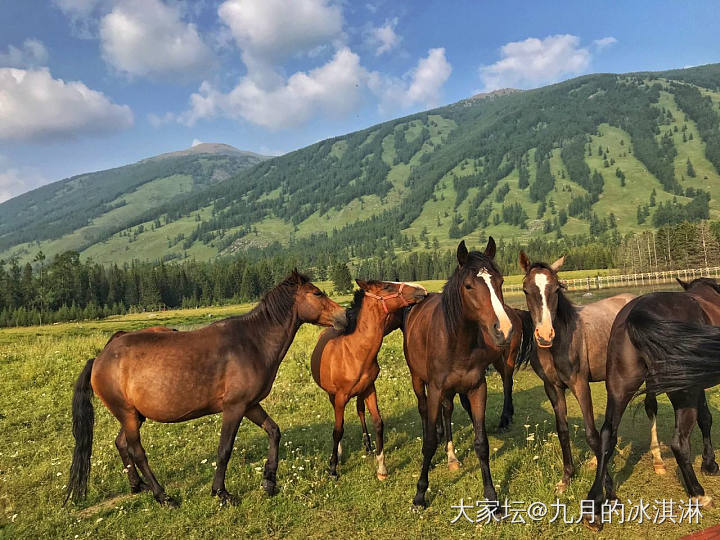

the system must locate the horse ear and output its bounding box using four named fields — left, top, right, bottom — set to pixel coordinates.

left=457, top=240, right=469, bottom=267
left=676, top=277, right=690, bottom=290
left=550, top=255, right=565, bottom=273
left=519, top=251, right=531, bottom=273
left=484, top=236, right=496, bottom=259
left=355, top=279, right=368, bottom=289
